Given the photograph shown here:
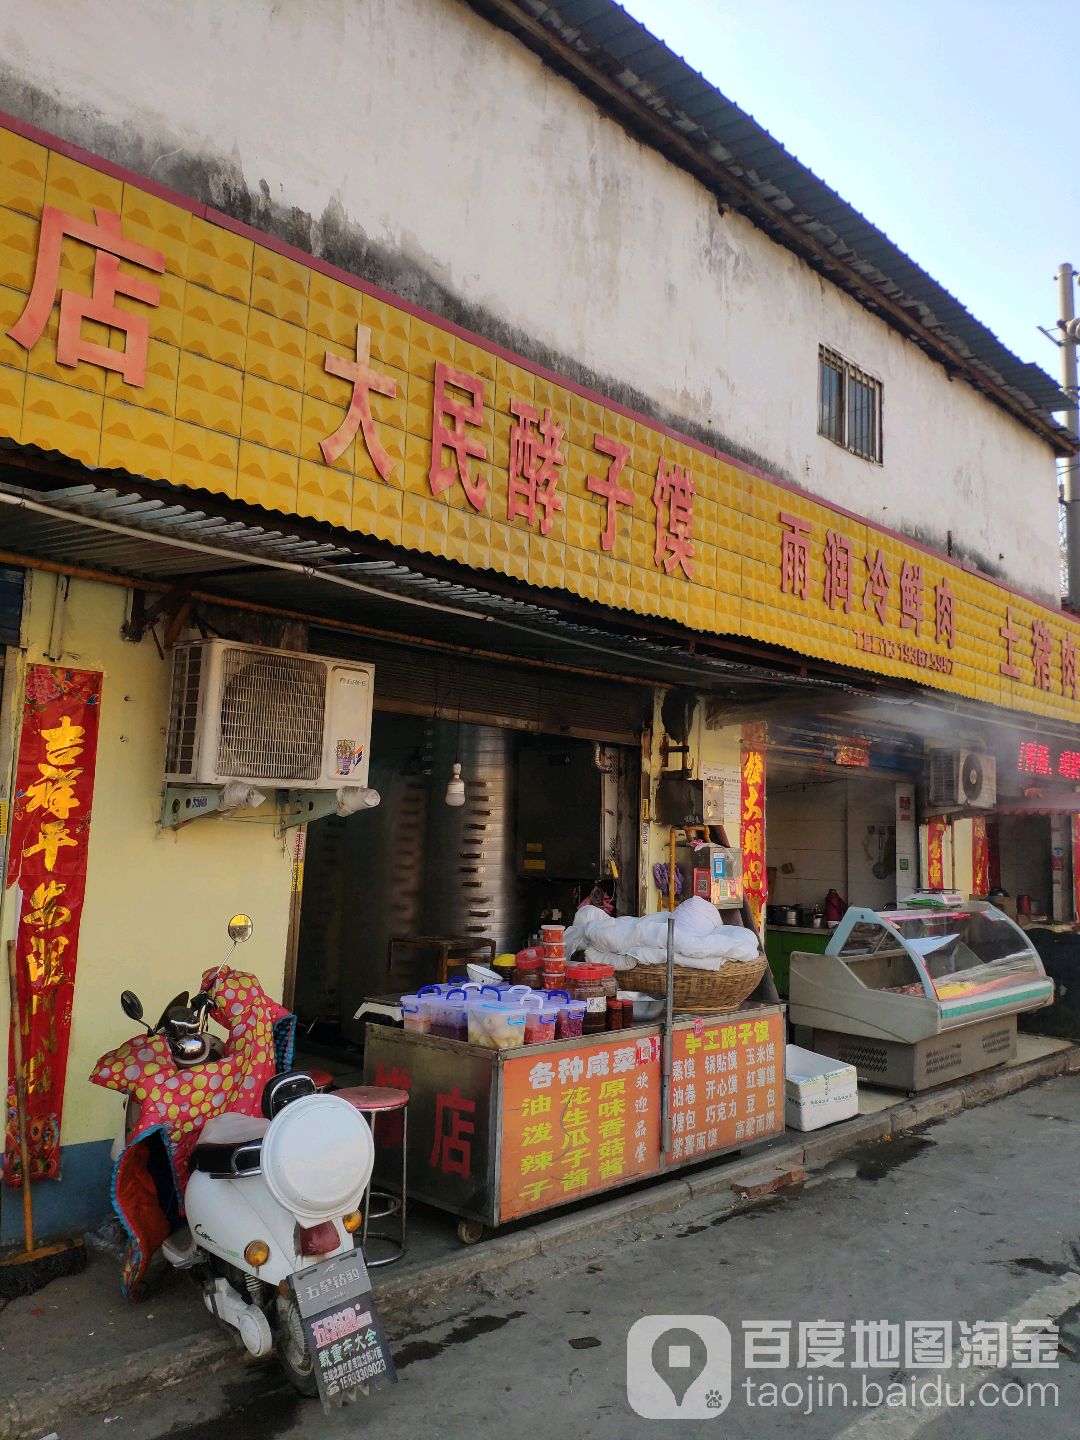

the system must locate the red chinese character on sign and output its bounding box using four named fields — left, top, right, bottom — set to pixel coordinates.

left=823, top=529, right=852, bottom=612
left=320, top=323, right=398, bottom=479
left=899, top=560, right=923, bottom=634
left=1063, top=635, right=1077, bottom=701
left=8, top=206, right=165, bottom=386
left=935, top=578, right=955, bottom=649
left=1032, top=620, right=1053, bottom=691
left=373, top=1063, right=411, bottom=1092
left=863, top=549, right=891, bottom=626
left=587, top=433, right=634, bottom=552
left=999, top=607, right=1021, bottom=679
left=779, top=513, right=811, bottom=600
left=1018, top=740, right=1052, bottom=776
left=652, top=458, right=695, bottom=578
left=429, top=363, right=488, bottom=511
left=507, top=399, right=564, bottom=535
left=429, top=1086, right=476, bottom=1179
